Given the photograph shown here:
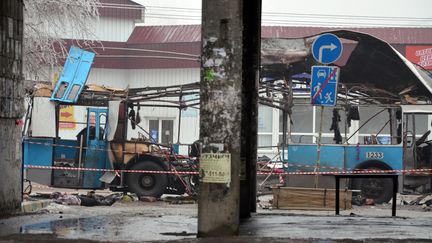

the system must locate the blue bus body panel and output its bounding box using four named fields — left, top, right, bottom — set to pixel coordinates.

left=286, top=144, right=403, bottom=171
left=287, top=145, right=344, bottom=171
left=344, top=145, right=403, bottom=170
left=53, top=139, right=79, bottom=162
left=23, top=138, right=54, bottom=186
left=23, top=138, right=54, bottom=166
